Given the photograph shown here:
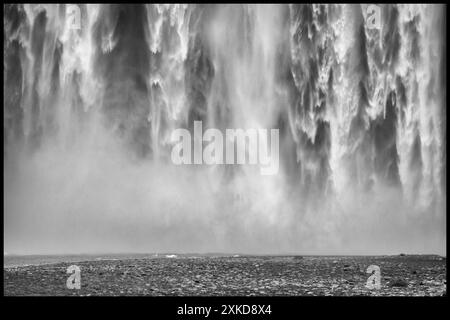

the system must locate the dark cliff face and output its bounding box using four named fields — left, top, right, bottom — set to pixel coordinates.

left=371, top=91, right=400, bottom=188
left=4, top=5, right=27, bottom=146
left=185, top=5, right=215, bottom=130
left=92, top=4, right=152, bottom=158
